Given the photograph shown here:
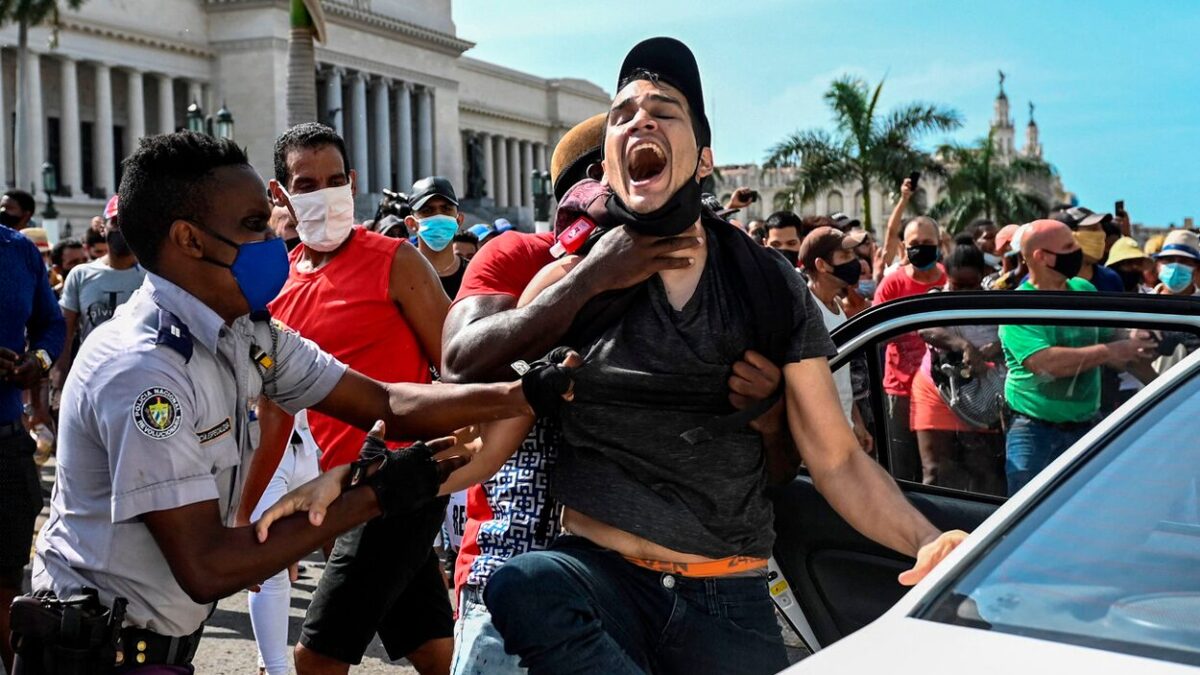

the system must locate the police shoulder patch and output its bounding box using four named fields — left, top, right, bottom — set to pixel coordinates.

left=133, top=387, right=183, bottom=439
